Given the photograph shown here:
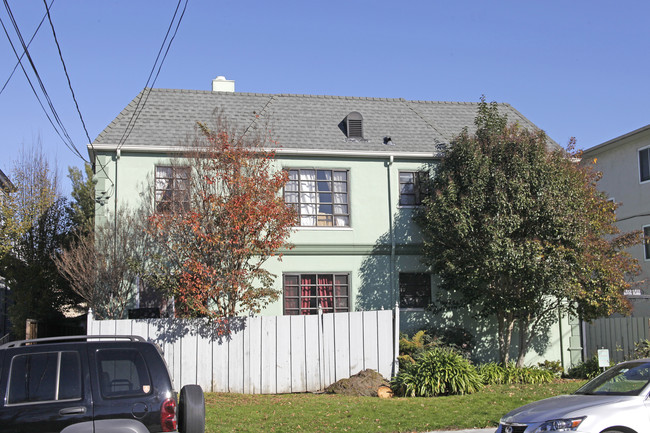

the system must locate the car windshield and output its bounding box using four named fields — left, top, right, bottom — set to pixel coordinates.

left=574, top=361, right=650, bottom=396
